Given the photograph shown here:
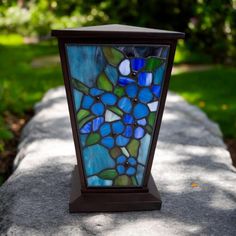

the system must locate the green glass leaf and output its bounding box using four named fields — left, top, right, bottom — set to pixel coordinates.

left=103, top=47, right=124, bottom=66
left=148, top=112, right=156, bottom=126
left=97, top=72, right=113, bottom=92
left=72, top=79, right=89, bottom=94
left=114, top=86, right=125, bottom=97
left=146, top=125, right=153, bottom=134
left=79, top=115, right=95, bottom=129
left=86, top=133, right=101, bottom=146
left=77, top=109, right=90, bottom=122
left=108, top=106, right=123, bottom=116
left=131, top=176, right=138, bottom=186
left=145, top=58, right=164, bottom=71
left=98, top=169, right=118, bottom=180
left=110, top=147, right=122, bottom=158
left=127, top=139, right=140, bottom=157
left=114, top=175, right=132, bottom=186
